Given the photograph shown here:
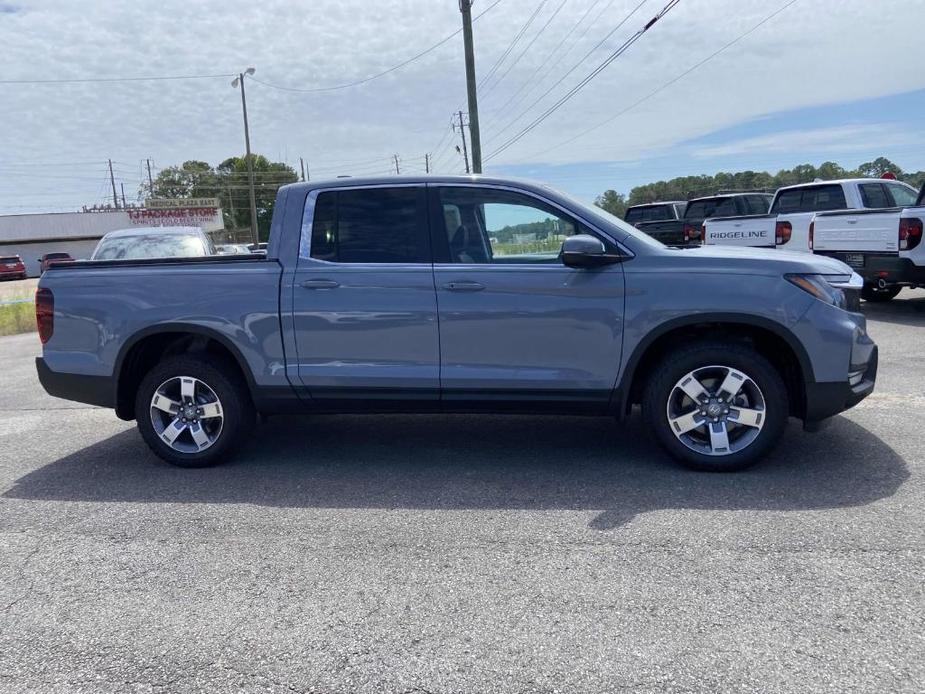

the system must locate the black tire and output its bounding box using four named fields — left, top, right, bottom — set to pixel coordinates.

left=861, top=285, right=901, bottom=302
left=642, top=341, right=788, bottom=472
left=134, top=354, right=255, bottom=468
